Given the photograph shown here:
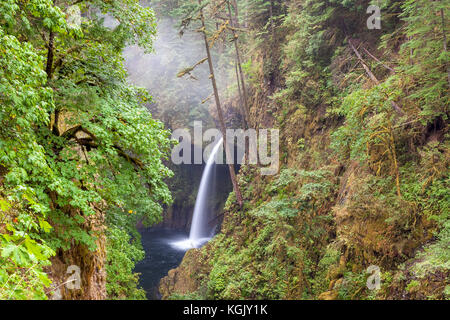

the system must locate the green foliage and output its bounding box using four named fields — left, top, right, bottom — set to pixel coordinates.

left=170, top=0, right=449, bottom=301
left=105, top=227, right=146, bottom=300
left=394, top=0, right=449, bottom=121
left=0, top=193, right=55, bottom=299
left=310, top=244, right=340, bottom=296
left=188, top=165, right=337, bottom=299
left=409, top=219, right=450, bottom=279
left=406, top=279, right=420, bottom=293
left=204, top=221, right=301, bottom=299
left=1, top=0, right=173, bottom=299
left=336, top=270, right=367, bottom=300
left=0, top=1, right=59, bottom=298
left=168, top=291, right=203, bottom=300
